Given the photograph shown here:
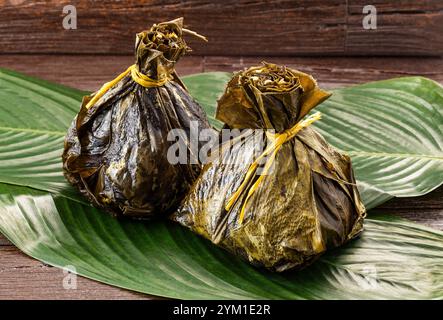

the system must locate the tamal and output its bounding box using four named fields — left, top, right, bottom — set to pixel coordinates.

left=63, top=18, right=211, bottom=218
left=172, top=62, right=366, bottom=271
